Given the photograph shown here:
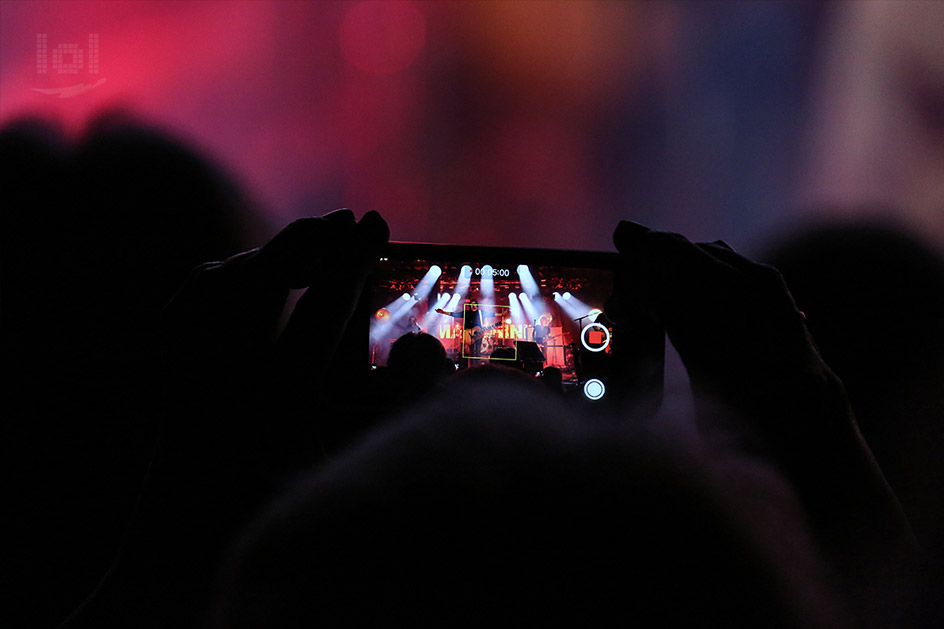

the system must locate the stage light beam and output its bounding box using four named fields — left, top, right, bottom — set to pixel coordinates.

left=371, top=293, right=420, bottom=341
left=420, top=292, right=452, bottom=330
left=446, top=293, right=462, bottom=311
left=508, top=292, right=527, bottom=327
left=516, top=264, right=540, bottom=297
left=412, top=265, right=443, bottom=303
left=519, top=292, right=541, bottom=323
left=455, top=265, right=472, bottom=299
left=555, top=291, right=594, bottom=322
